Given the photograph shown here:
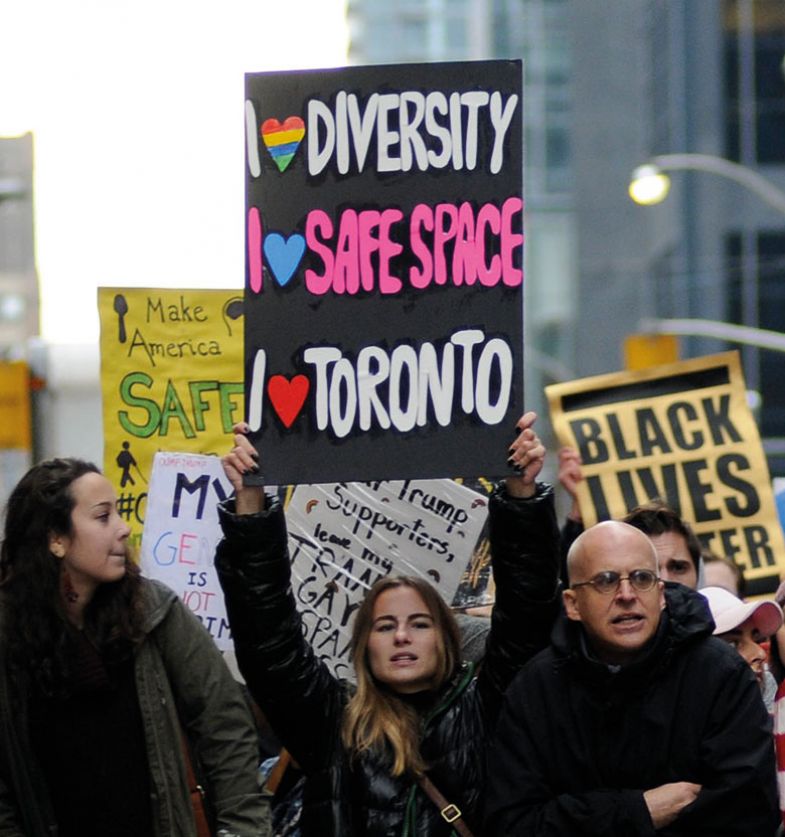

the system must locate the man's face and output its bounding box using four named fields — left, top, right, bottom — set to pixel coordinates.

left=563, top=522, right=666, bottom=666
left=650, top=531, right=697, bottom=589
